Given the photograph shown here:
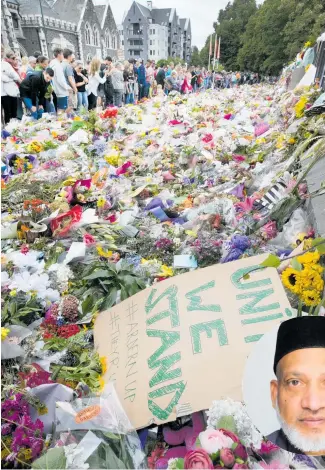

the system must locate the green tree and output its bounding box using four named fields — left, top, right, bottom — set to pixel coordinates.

left=213, top=0, right=257, bottom=70
left=191, top=46, right=202, bottom=66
